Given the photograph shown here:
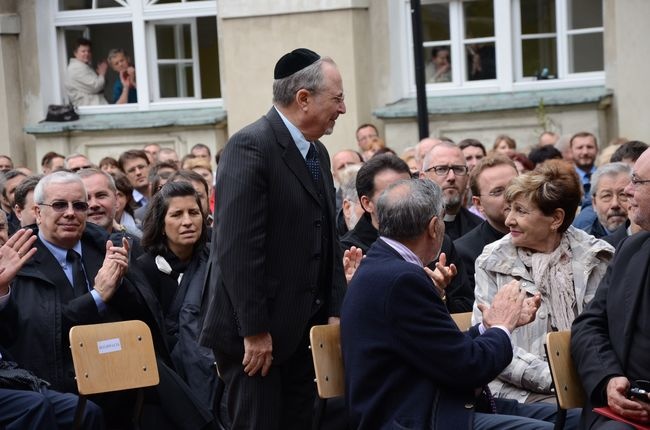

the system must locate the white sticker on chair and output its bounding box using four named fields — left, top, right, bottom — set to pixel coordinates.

left=97, top=338, right=122, bottom=354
